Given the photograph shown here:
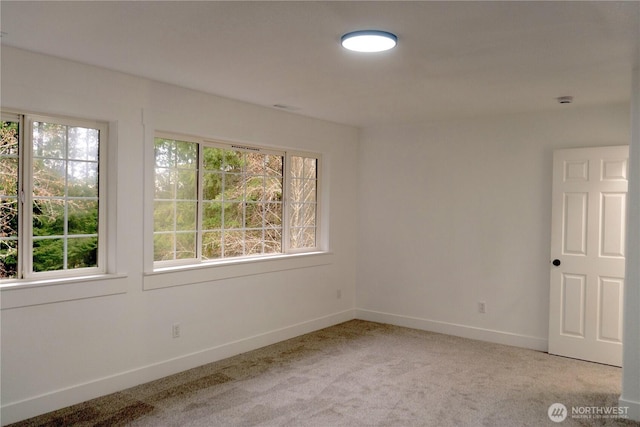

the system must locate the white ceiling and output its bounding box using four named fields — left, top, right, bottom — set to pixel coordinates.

left=1, top=1, right=639, bottom=127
